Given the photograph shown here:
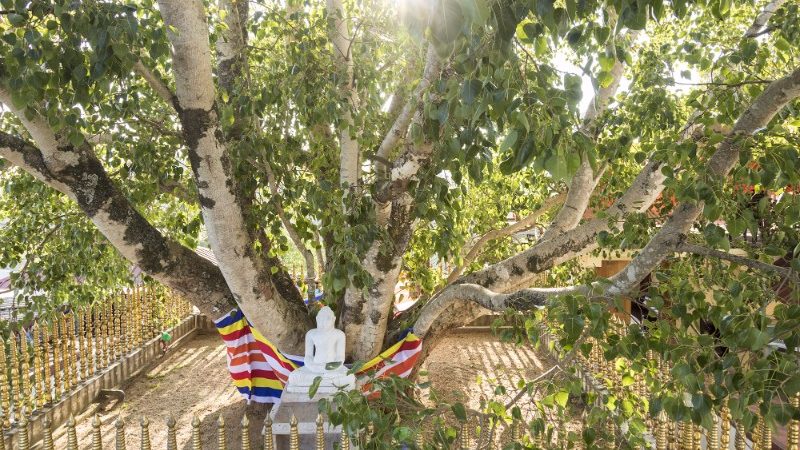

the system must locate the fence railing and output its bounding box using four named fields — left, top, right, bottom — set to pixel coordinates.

left=7, top=410, right=543, bottom=450
left=0, top=284, right=192, bottom=429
